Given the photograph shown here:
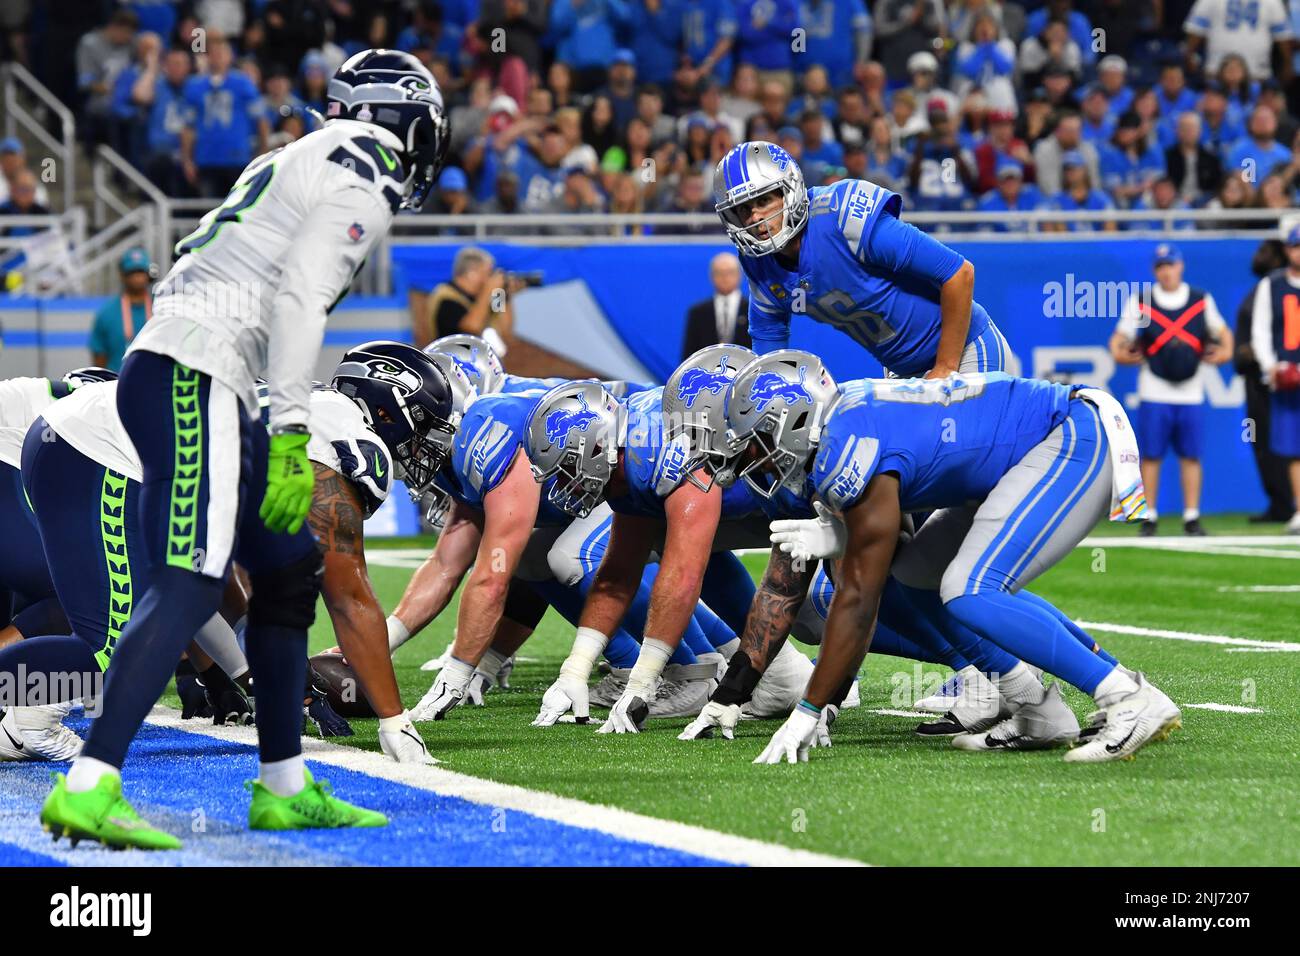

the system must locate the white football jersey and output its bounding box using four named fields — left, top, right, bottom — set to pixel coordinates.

left=1184, top=0, right=1292, bottom=77
left=0, top=427, right=27, bottom=469
left=43, top=382, right=394, bottom=514
left=130, top=118, right=405, bottom=431
left=0, top=376, right=57, bottom=430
